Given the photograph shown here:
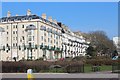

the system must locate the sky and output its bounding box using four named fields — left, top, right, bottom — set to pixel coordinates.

left=1, top=2, right=118, bottom=39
